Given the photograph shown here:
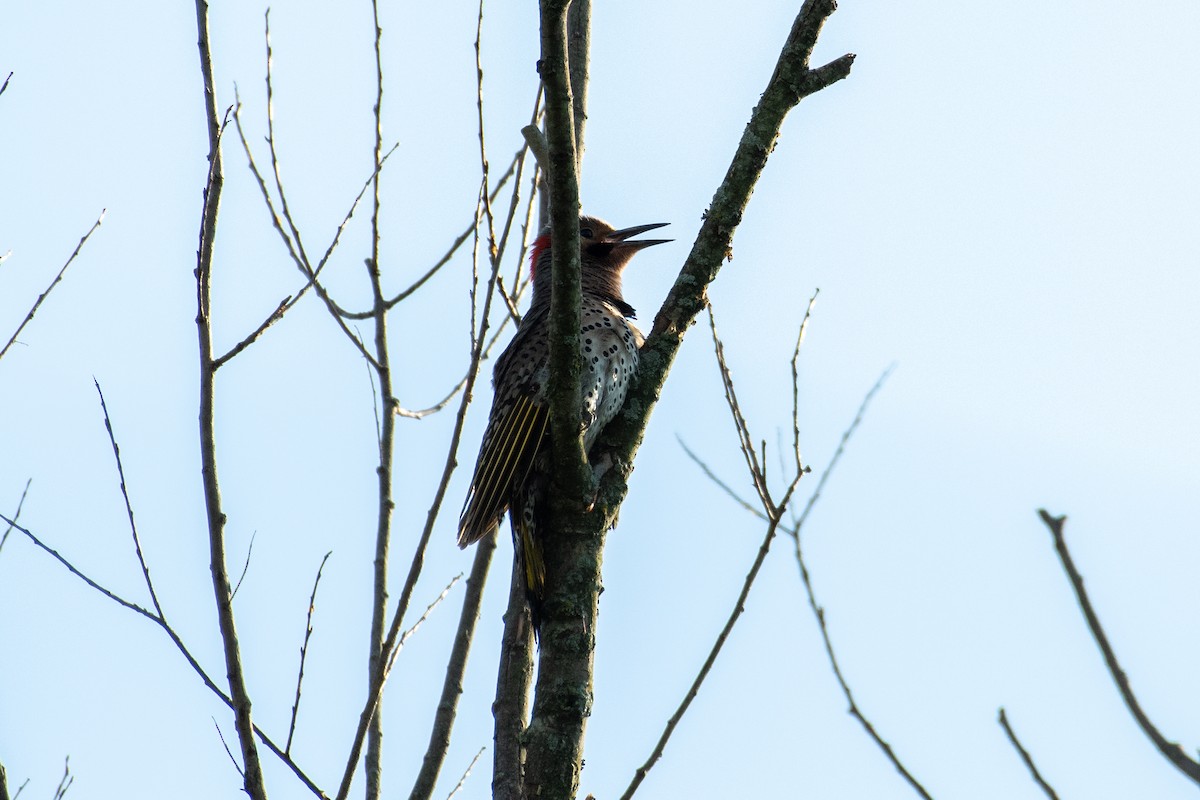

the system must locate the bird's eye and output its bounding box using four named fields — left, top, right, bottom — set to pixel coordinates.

left=580, top=226, right=594, bottom=239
